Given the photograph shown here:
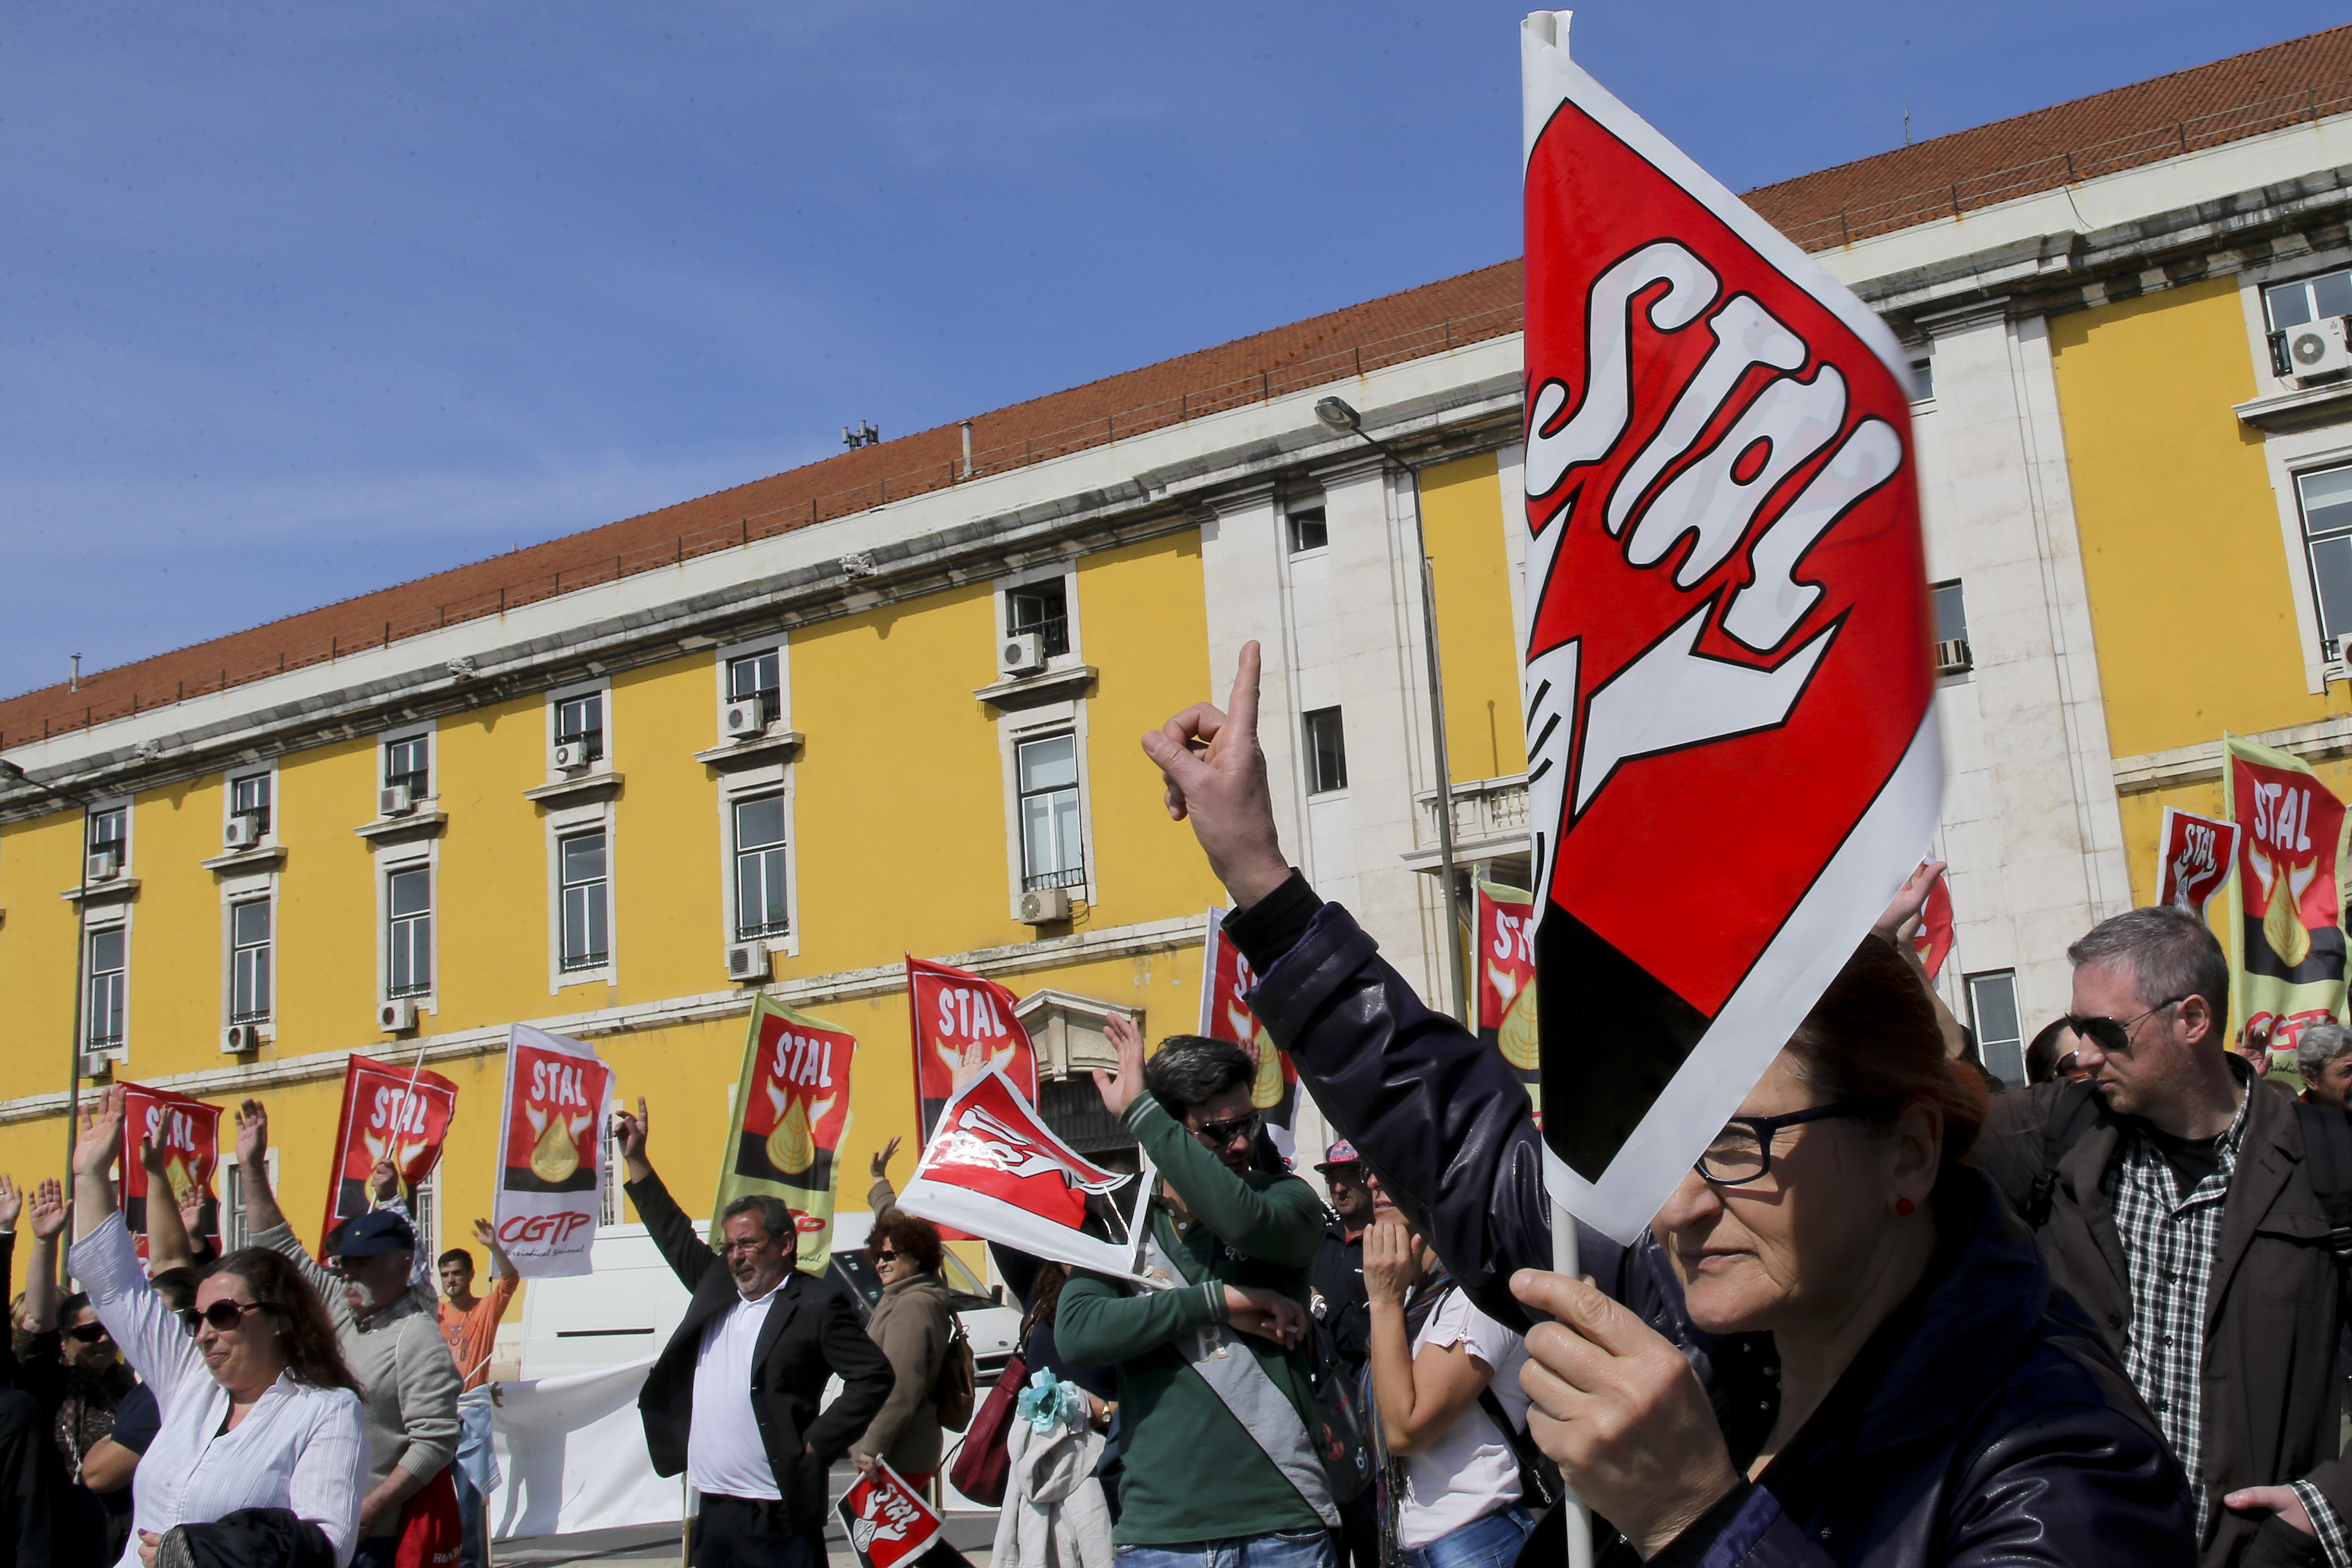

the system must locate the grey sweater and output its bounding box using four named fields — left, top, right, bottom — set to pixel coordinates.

left=258, top=1221, right=461, bottom=1536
